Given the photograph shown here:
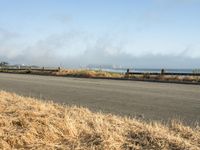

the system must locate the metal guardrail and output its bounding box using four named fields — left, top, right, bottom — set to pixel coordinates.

left=126, top=69, right=200, bottom=76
